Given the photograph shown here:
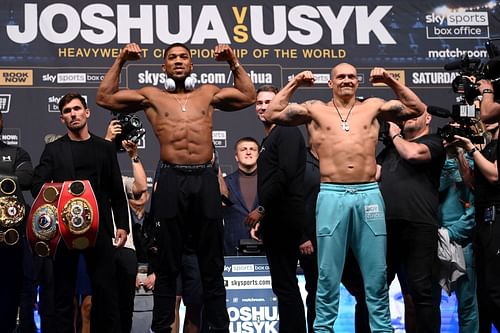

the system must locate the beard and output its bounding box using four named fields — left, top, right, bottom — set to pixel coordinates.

left=67, top=121, right=86, bottom=132
left=403, top=120, right=423, bottom=134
